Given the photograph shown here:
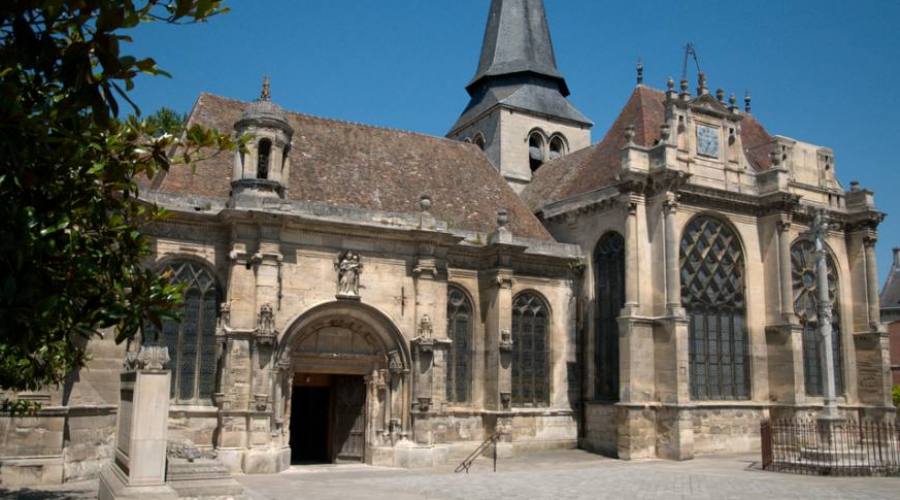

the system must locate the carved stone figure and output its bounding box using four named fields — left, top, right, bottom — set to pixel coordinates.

left=335, top=250, right=363, bottom=298
left=388, top=350, right=403, bottom=374
left=218, top=301, right=231, bottom=330
left=258, top=303, right=275, bottom=335
left=418, top=314, right=433, bottom=339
